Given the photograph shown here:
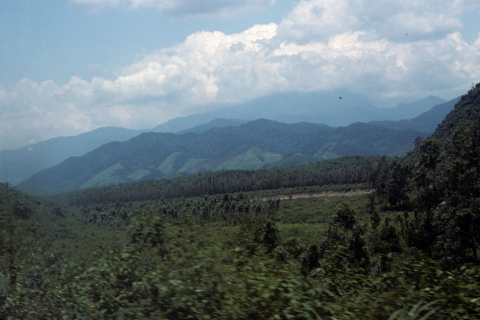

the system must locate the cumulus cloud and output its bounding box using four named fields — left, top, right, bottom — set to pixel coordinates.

left=278, top=0, right=477, bottom=42
left=270, top=30, right=480, bottom=100
left=70, top=0, right=276, bottom=17
left=0, top=23, right=280, bottom=149
left=97, top=23, right=280, bottom=105
left=0, top=79, right=93, bottom=150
